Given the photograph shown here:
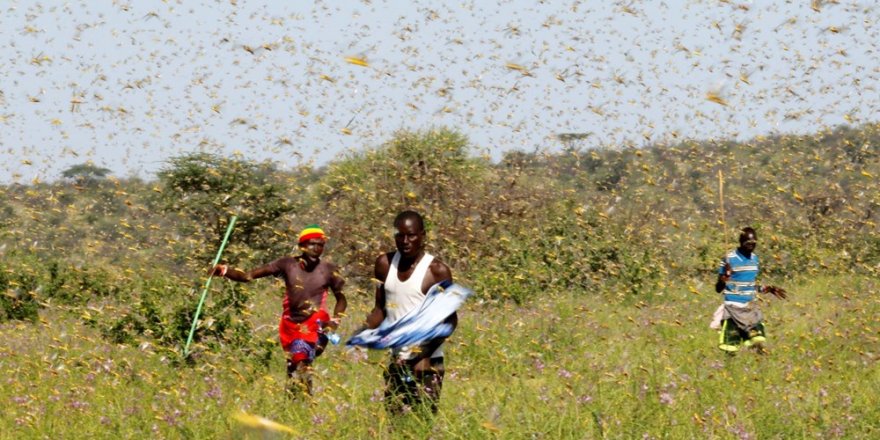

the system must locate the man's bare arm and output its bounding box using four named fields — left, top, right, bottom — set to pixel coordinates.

left=211, top=264, right=276, bottom=282
left=365, top=285, right=385, bottom=329
left=332, top=290, right=347, bottom=319
left=330, top=267, right=348, bottom=324
left=365, top=253, right=390, bottom=329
